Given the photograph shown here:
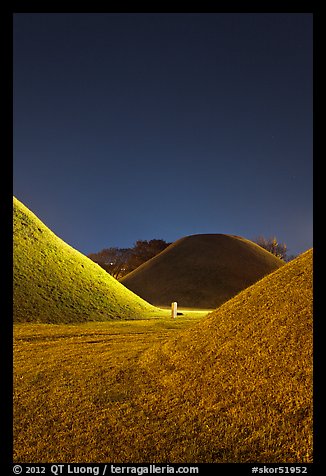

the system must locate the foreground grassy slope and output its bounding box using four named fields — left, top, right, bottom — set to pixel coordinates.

left=121, top=233, right=284, bottom=308
left=13, top=197, right=165, bottom=323
left=126, top=249, right=313, bottom=462
left=13, top=250, right=312, bottom=463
